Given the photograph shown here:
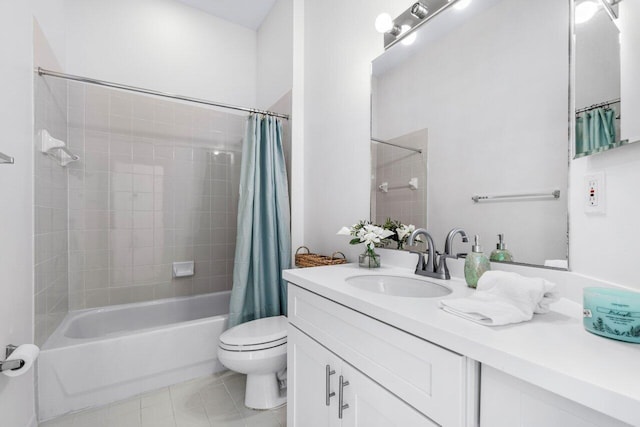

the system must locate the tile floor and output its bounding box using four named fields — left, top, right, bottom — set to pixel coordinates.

left=40, top=371, right=286, bottom=427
